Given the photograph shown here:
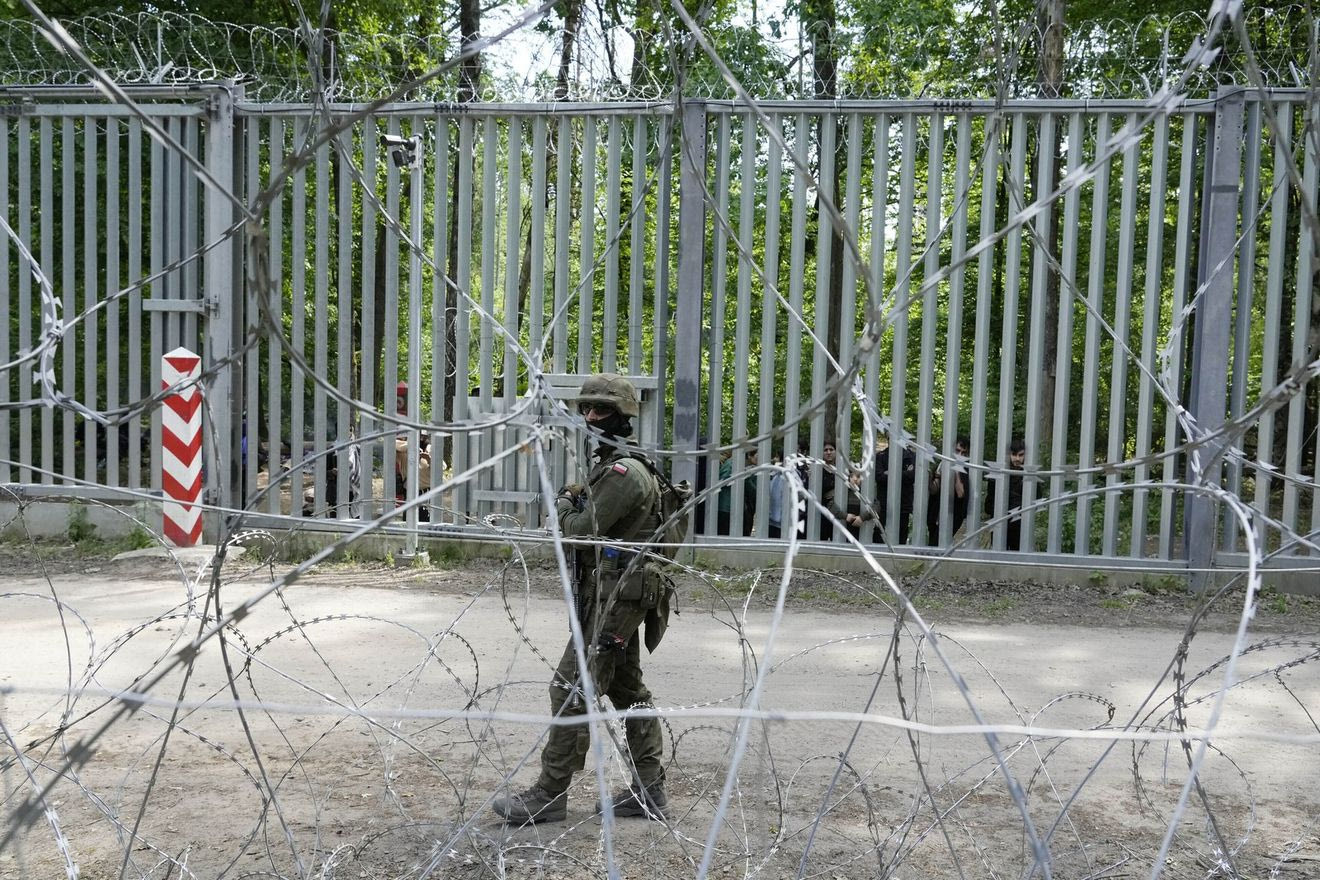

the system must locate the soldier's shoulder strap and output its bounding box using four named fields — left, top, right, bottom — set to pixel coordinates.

left=609, top=456, right=662, bottom=542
